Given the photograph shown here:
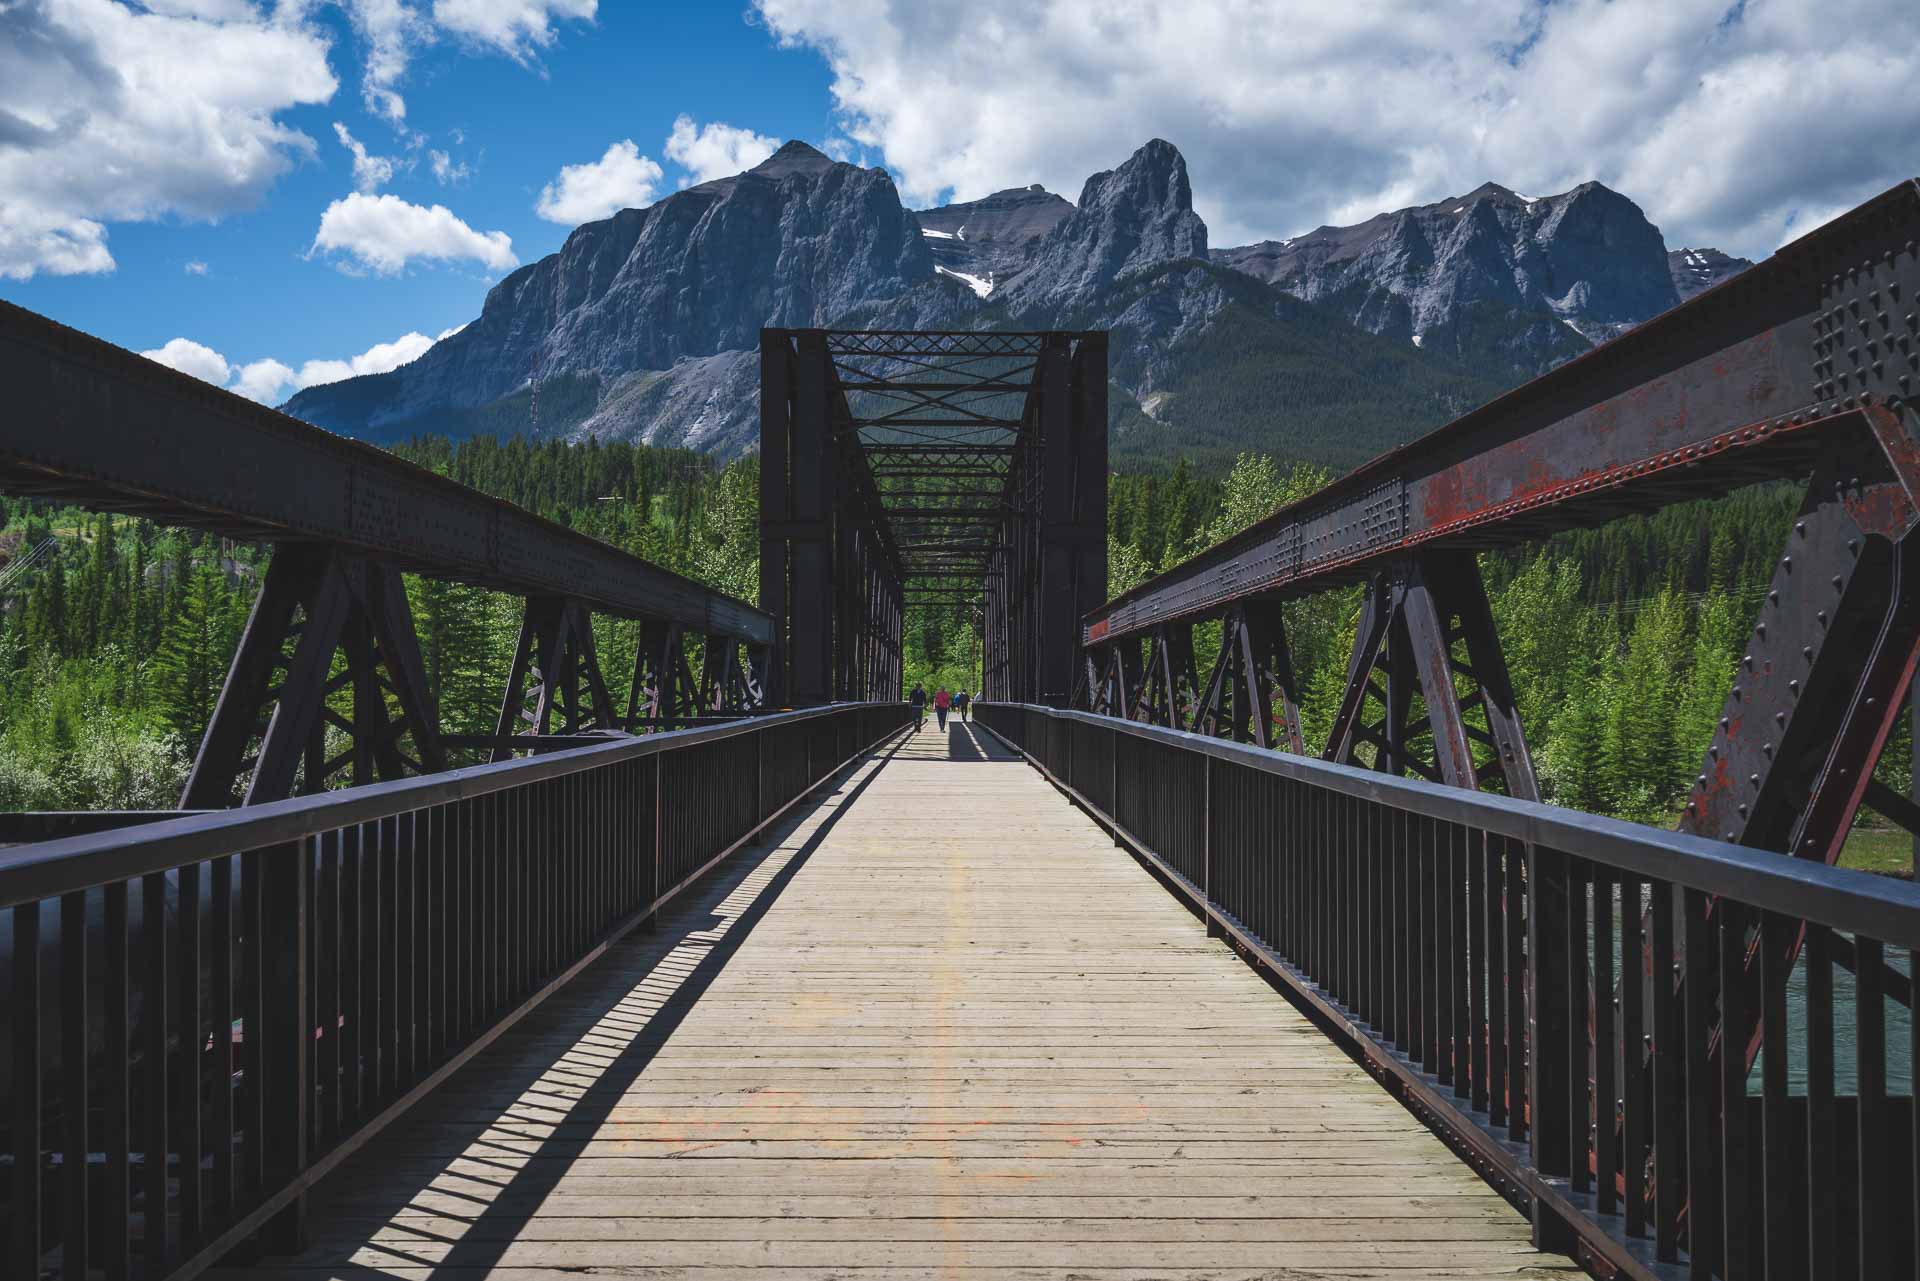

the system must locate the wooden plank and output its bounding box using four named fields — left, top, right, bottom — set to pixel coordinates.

left=220, top=723, right=1571, bottom=1277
